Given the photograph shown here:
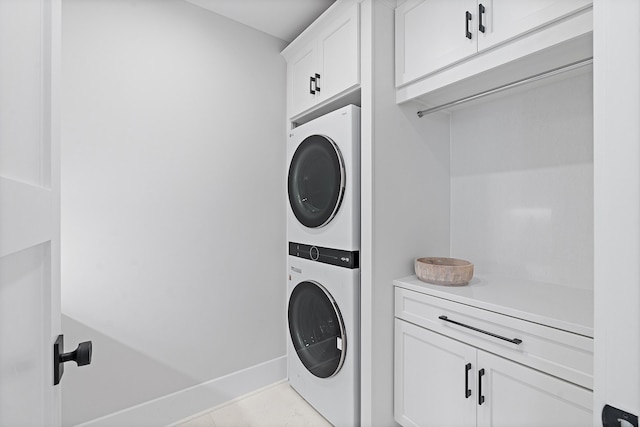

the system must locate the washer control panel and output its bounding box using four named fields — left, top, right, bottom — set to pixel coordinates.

left=289, top=242, right=359, bottom=269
